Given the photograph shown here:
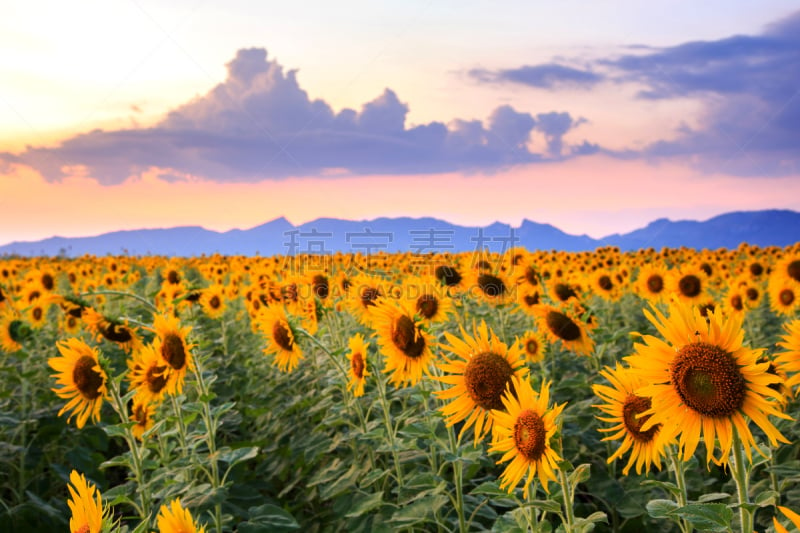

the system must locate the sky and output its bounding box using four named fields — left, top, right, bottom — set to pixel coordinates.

left=1, top=0, right=799, bottom=246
